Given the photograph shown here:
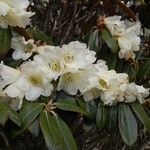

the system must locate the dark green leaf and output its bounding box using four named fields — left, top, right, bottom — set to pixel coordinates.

left=0, top=27, right=11, bottom=56
left=53, top=113, right=77, bottom=150
left=118, top=104, right=138, bottom=146
left=0, top=129, right=9, bottom=147
left=20, top=102, right=44, bottom=130
left=101, top=28, right=119, bottom=53
left=40, top=111, right=77, bottom=150
left=0, top=103, right=9, bottom=125
left=8, top=107, right=22, bottom=127
left=40, top=111, right=59, bottom=150
left=28, top=29, right=53, bottom=45
left=12, top=102, right=44, bottom=137
left=86, top=101, right=97, bottom=121
left=28, top=119, right=40, bottom=137
left=88, top=29, right=101, bottom=52
left=96, top=102, right=108, bottom=130
left=54, top=100, right=87, bottom=115
left=76, top=98, right=86, bottom=112
left=131, top=102, right=150, bottom=133
left=107, top=54, right=117, bottom=70
left=107, top=106, right=117, bottom=133
left=137, top=59, right=150, bottom=80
